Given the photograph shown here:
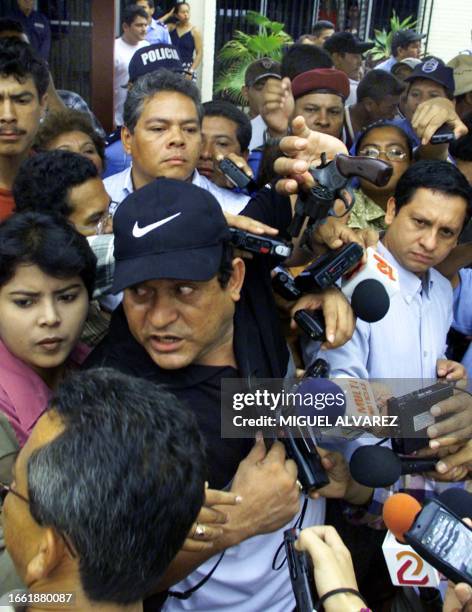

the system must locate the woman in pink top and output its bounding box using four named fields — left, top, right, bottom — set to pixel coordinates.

left=0, top=212, right=95, bottom=445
